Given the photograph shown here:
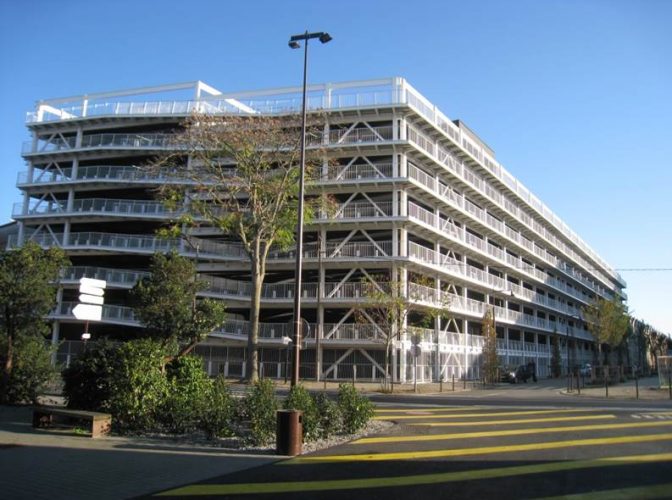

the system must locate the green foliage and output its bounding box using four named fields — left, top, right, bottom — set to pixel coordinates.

left=582, top=297, right=629, bottom=363
left=131, top=252, right=226, bottom=357
left=551, top=334, right=563, bottom=378
left=481, top=308, right=499, bottom=384
left=283, top=384, right=319, bottom=441
left=62, top=339, right=117, bottom=411
left=0, top=243, right=69, bottom=402
left=240, top=378, right=278, bottom=446
left=0, top=335, right=56, bottom=404
left=313, top=392, right=342, bottom=439
left=108, top=339, right=169, bottom=433
left=161, top=356, right=212, bottom=434
left=337, top=383, right=374, bottom=434
left=201, top=376, right=236, bottom=439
